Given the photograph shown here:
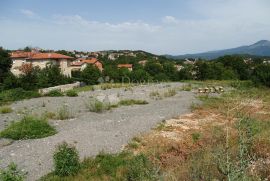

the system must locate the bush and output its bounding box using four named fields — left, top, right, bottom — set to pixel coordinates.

left=44, top=90, right=64, bottom=97
left=85, top=98, right=111, bottom=113
left=119, top=99, right=148, bottom=106
left=127, top=154, right=159, bottom=181
left=163, top=89, right=177, bottom=97
left=0, top=106, right=13, bottom=114
left=0, top=116, right=57, bottom=140
left=53, top=142, right=80, bottom=177
left=65, top=90, right=78, bottom=97
left=0, top=162, right=26, bottom=181
left=0, top=88, right=40, bottom=105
